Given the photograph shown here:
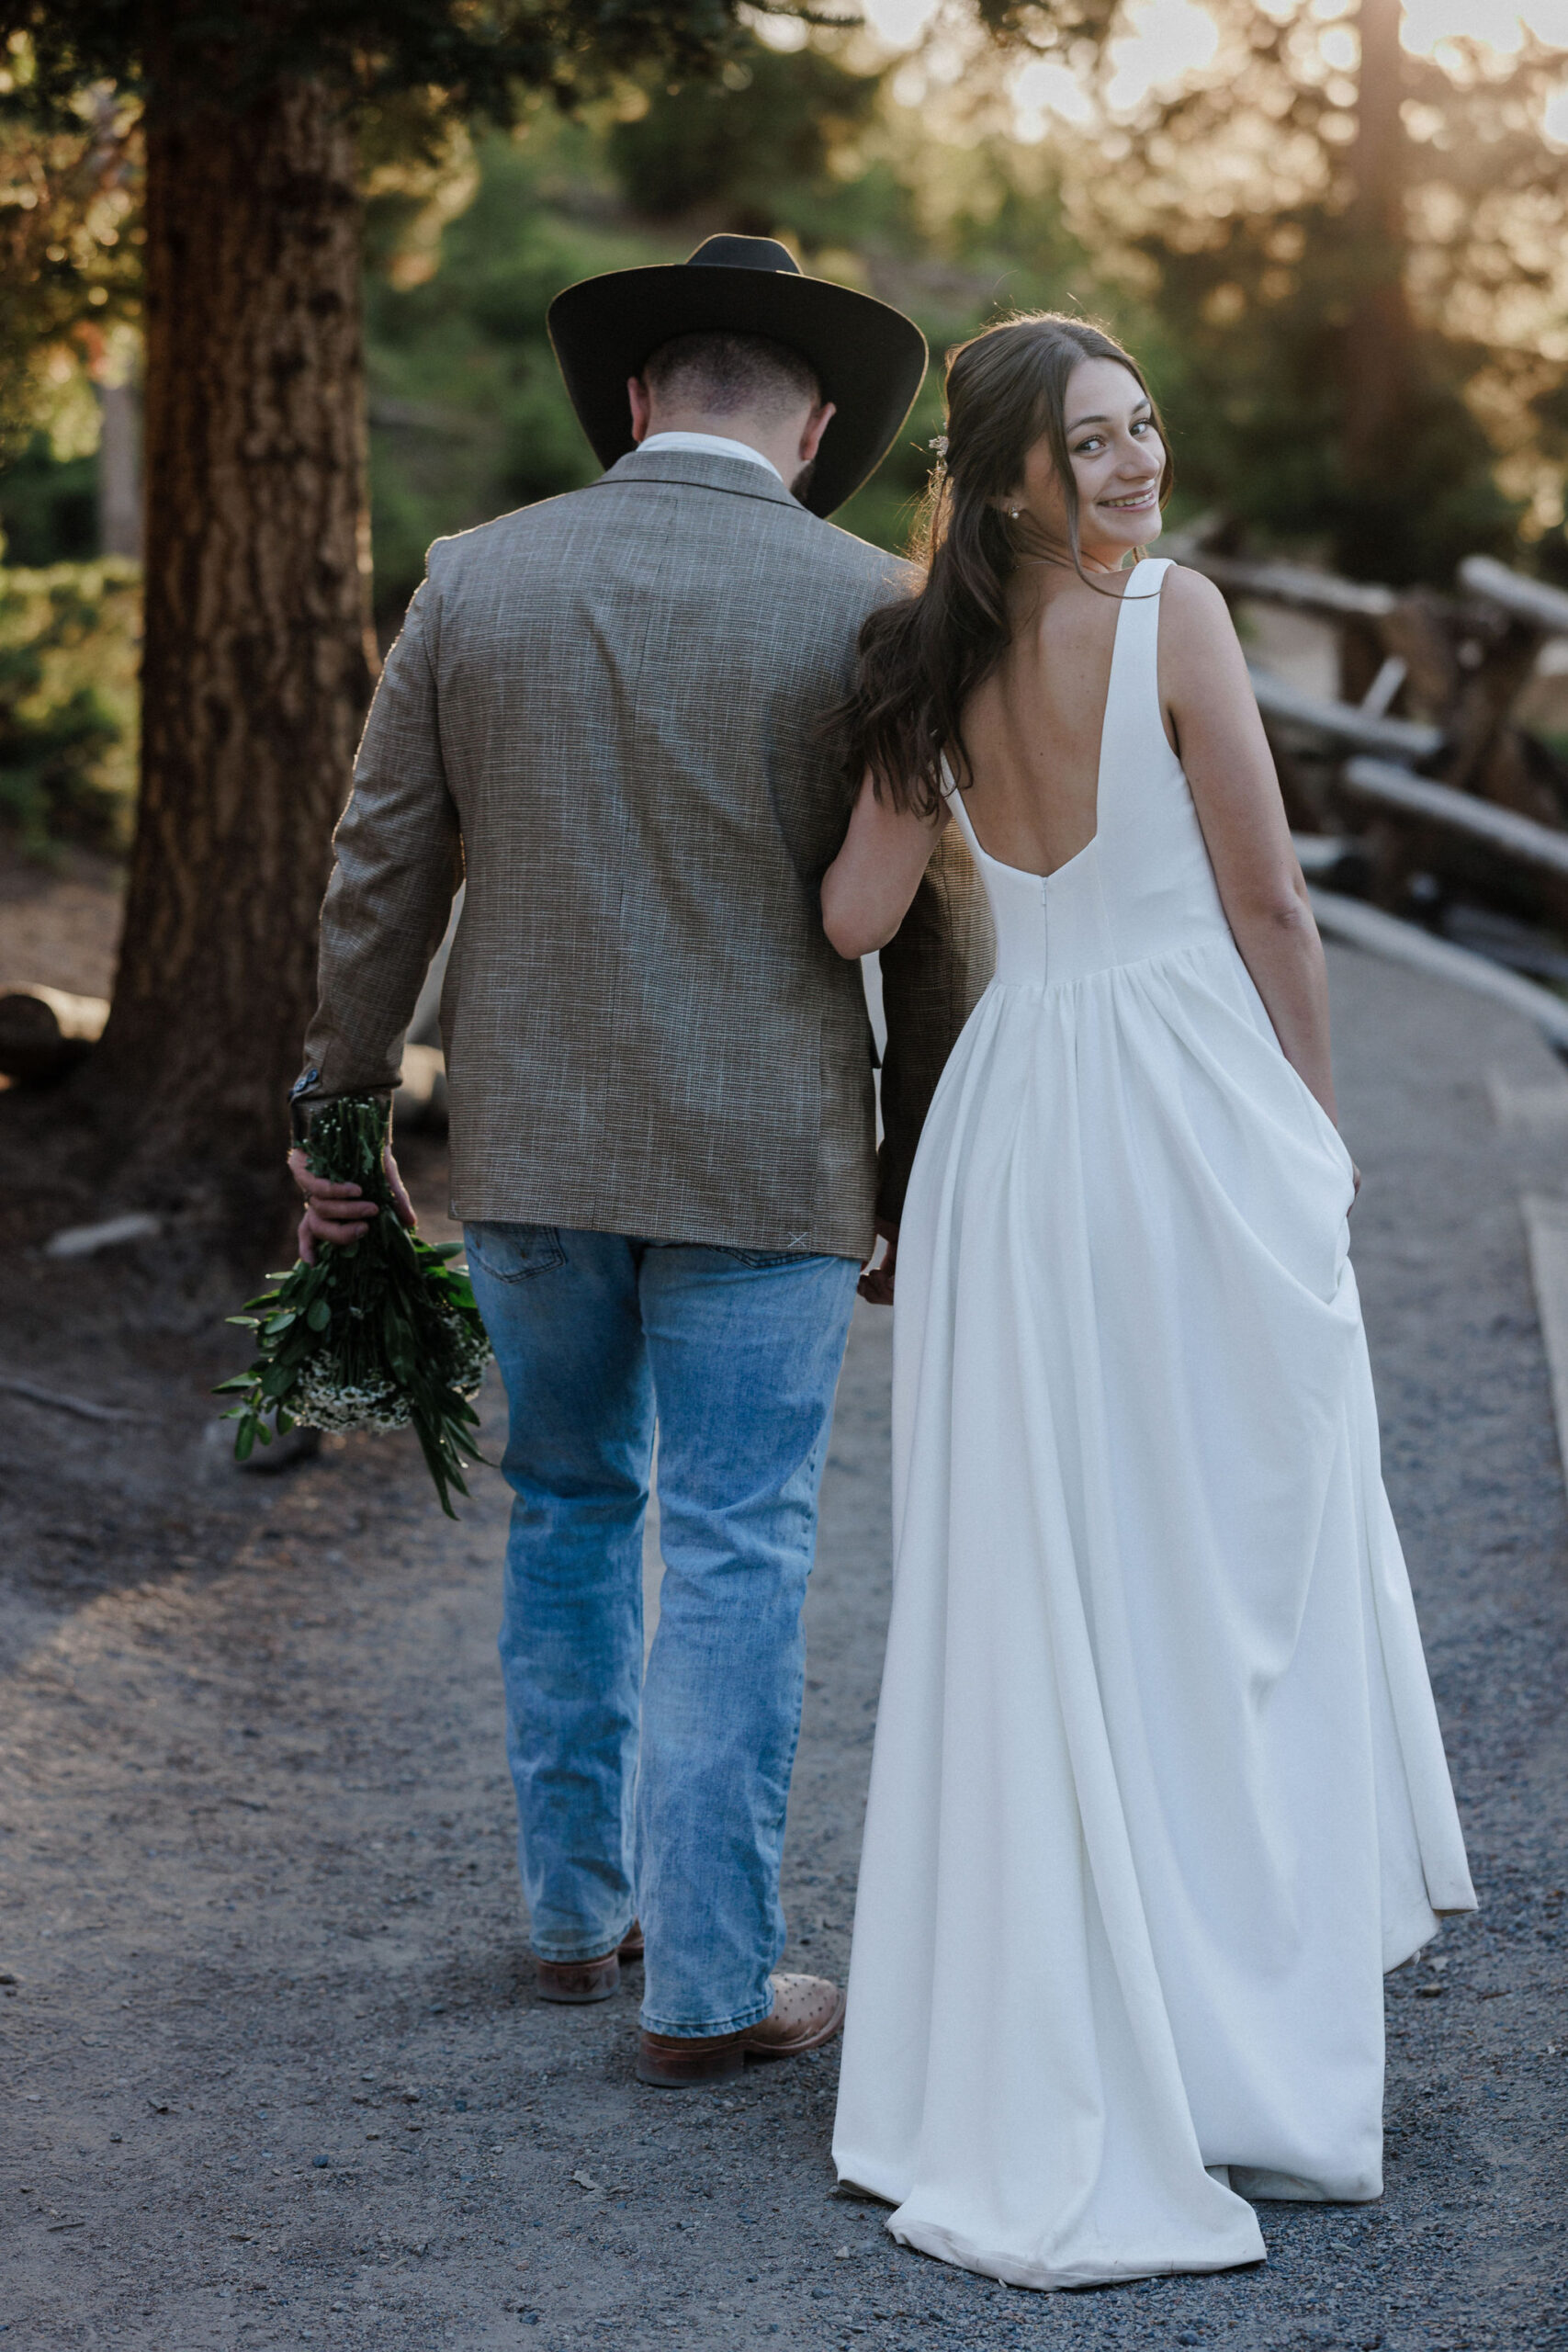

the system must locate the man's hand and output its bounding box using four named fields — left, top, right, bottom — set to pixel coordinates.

left=858, top=1216, right=899, bottom=1307
left=288, top=1145, right=416, bottom=1266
